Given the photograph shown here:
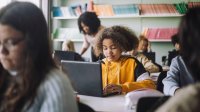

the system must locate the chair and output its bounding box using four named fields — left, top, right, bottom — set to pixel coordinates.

left=125, top=89, right=164, bottom=110
left=143, top=52, right=156, bottom=63
left=78, top=102, right=95, bottom=112
left=136, top=96, right=170, bottom=112
left=167, top=50, right=179, bottom=66
left=156, top=71, right=167, bottom=93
